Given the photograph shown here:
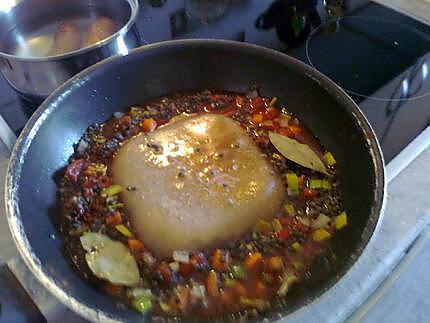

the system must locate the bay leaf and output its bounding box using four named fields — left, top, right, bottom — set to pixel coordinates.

left=80, top=232, right=140, bottom=286
left=269, top=131, right=328, bottom=175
